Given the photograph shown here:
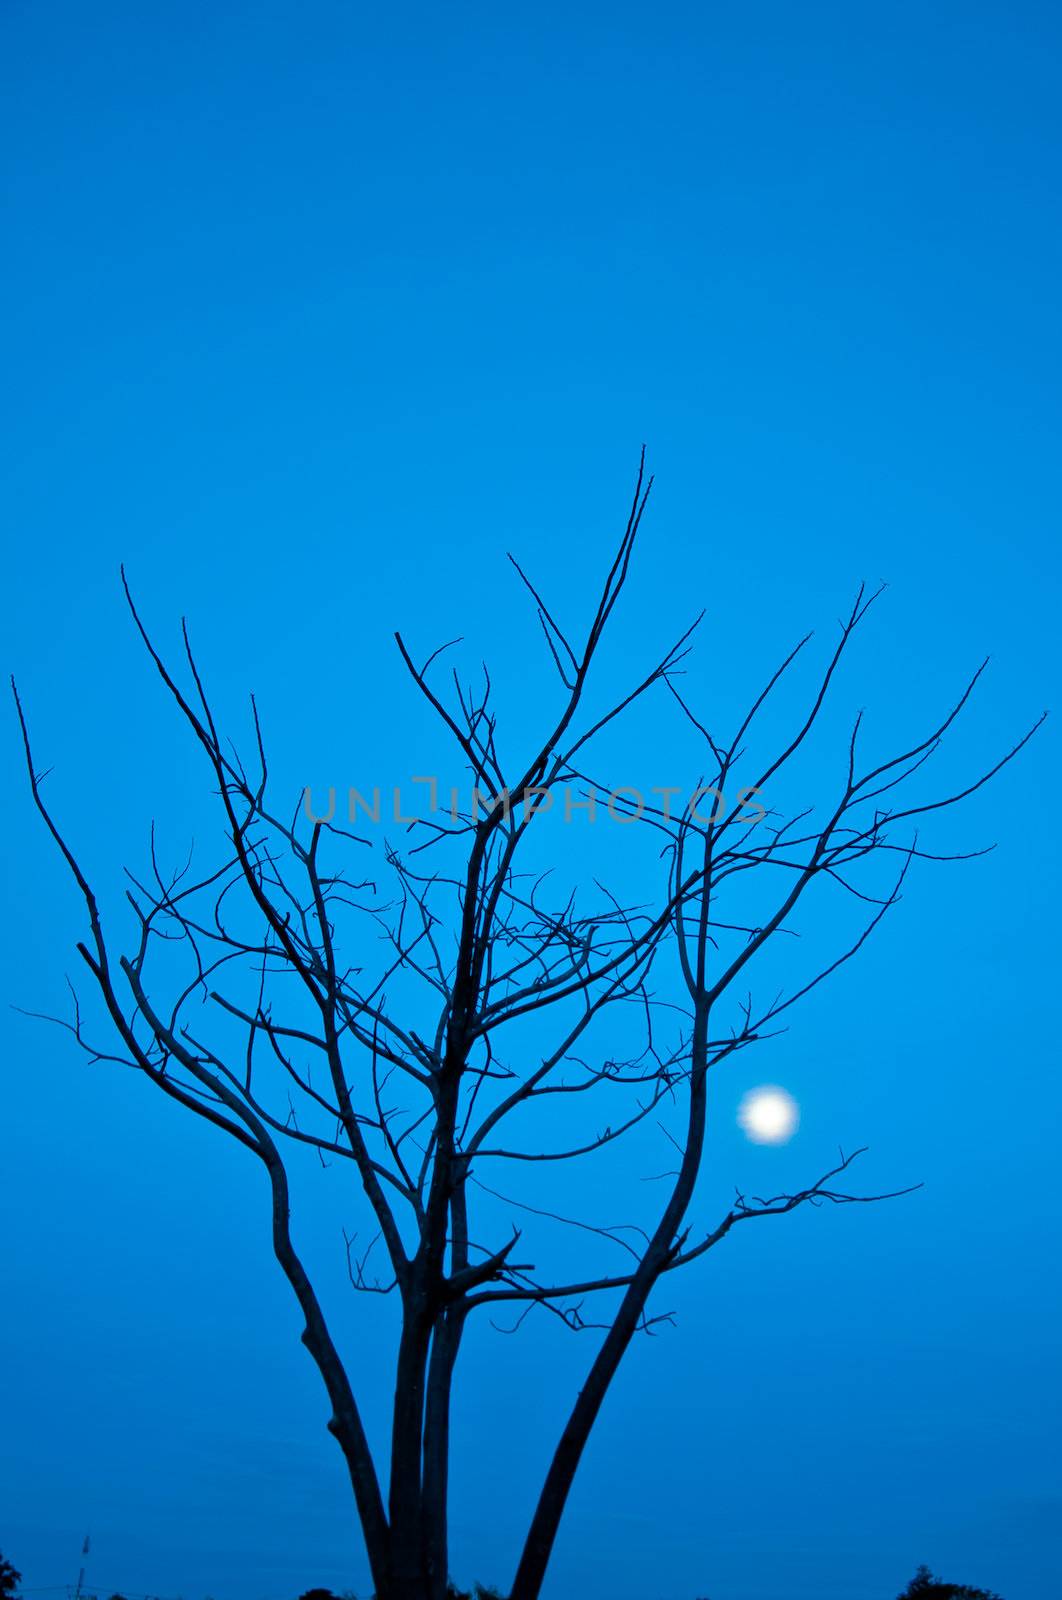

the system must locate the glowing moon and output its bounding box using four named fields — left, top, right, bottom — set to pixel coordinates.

left=738, top=1085, right=799, bottom=1145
